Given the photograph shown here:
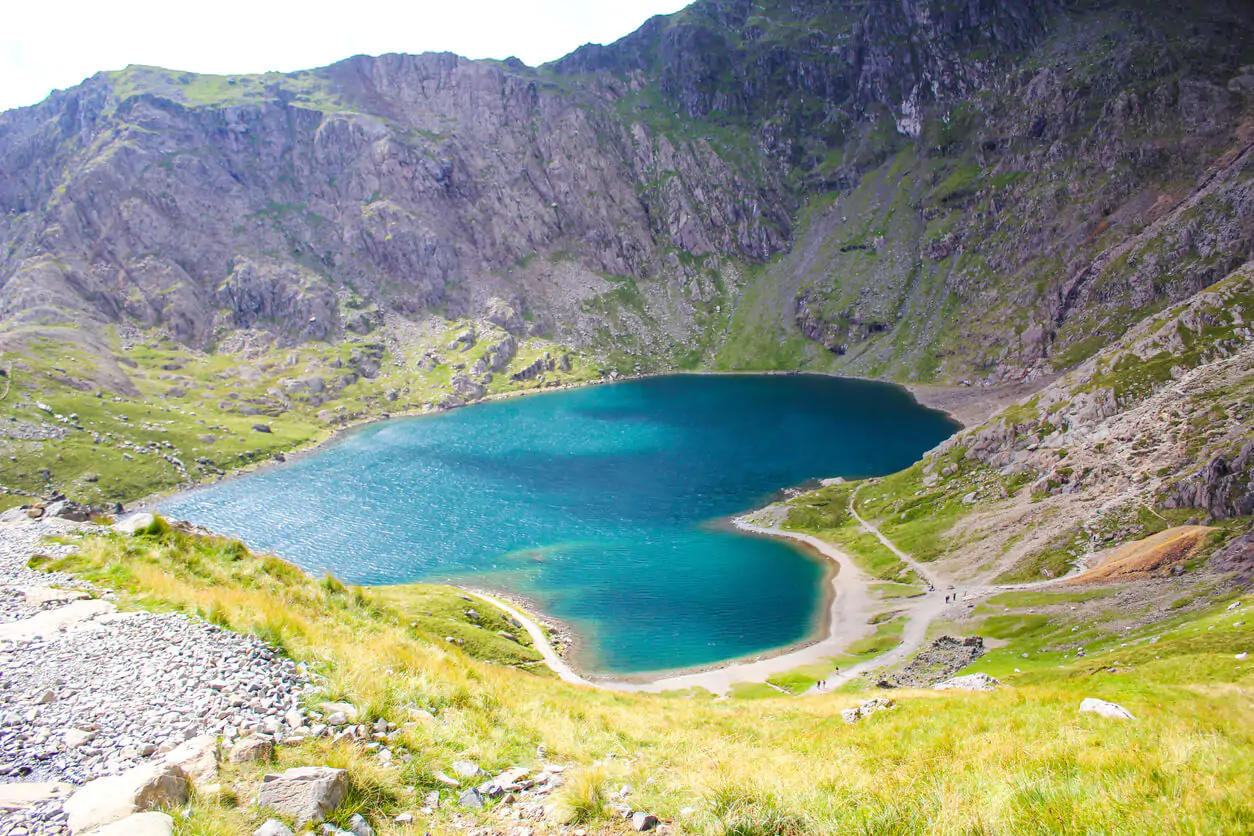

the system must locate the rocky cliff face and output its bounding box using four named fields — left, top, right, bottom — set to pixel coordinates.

left=0, top=0, right=1252, bottom=388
